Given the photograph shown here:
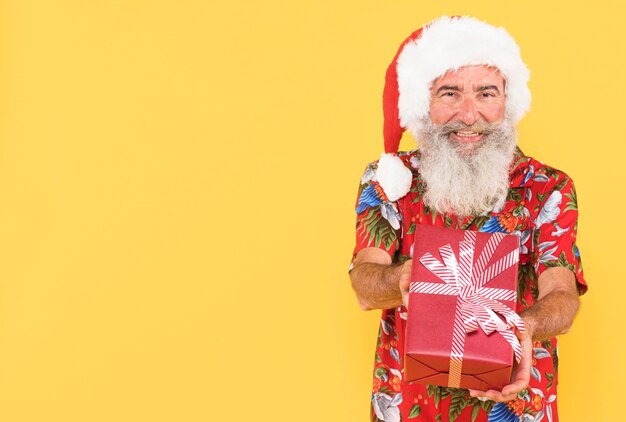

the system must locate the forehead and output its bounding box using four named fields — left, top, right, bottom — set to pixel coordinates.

left=430, top=65, right=505, bottom=90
